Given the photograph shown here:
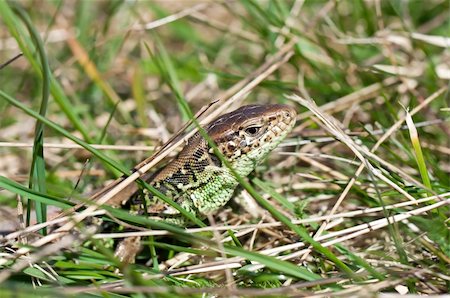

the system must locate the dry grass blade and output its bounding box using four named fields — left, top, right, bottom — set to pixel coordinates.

left=289, top=94, right=418, bottom=198
left=132, top=3, right=210, bottom=31
left=298, top=77, right=399, bottom=120
left=159, top=196, right=449, bottom=277
left=87, top=191, right=449, bottom=240
left=287, top=91, right=446, bottom=262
